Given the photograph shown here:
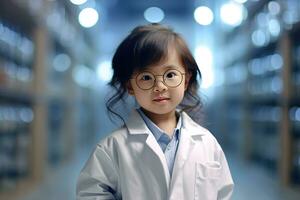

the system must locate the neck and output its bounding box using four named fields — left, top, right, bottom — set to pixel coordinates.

left=141, top=108, right=177, bottom=137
